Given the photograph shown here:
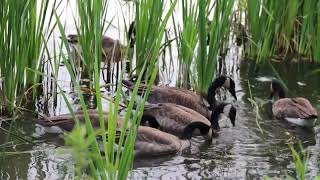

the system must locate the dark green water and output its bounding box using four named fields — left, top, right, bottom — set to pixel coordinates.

left=0, top=58, right=320, bottom=179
